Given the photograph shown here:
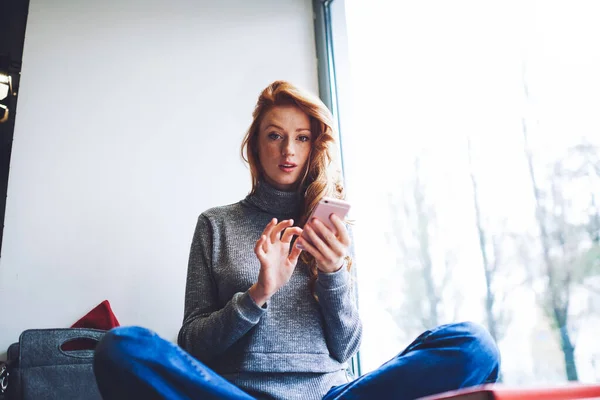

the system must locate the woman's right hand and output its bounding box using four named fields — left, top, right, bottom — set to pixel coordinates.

left=249, top=218, right=303, bottom=306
